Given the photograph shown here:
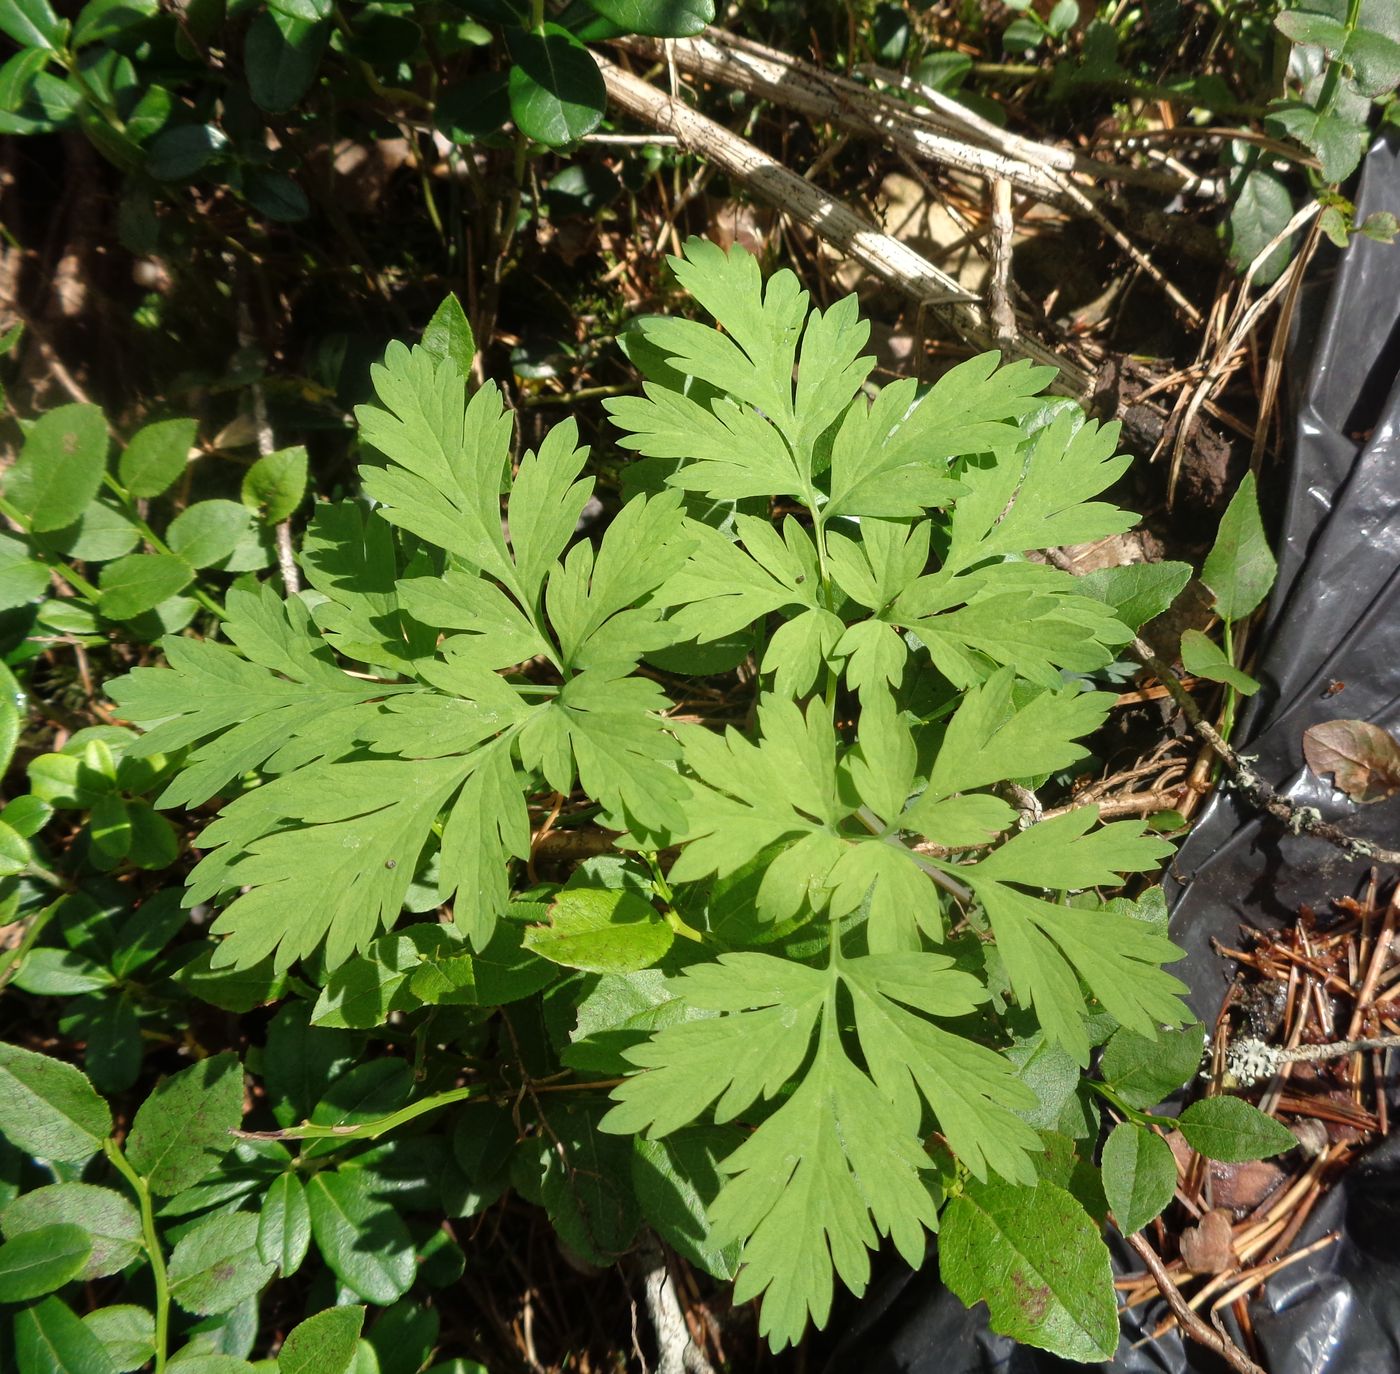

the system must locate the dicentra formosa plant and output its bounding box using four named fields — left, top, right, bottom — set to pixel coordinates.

left=109, top=240, right=1203, bottom=1354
